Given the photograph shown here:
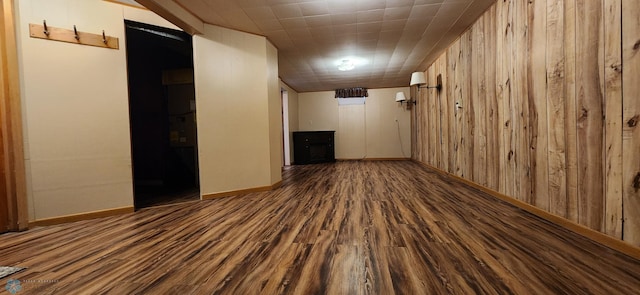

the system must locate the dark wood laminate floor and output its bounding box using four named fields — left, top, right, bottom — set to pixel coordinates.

left=1, top=161, right=639, bottom=294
